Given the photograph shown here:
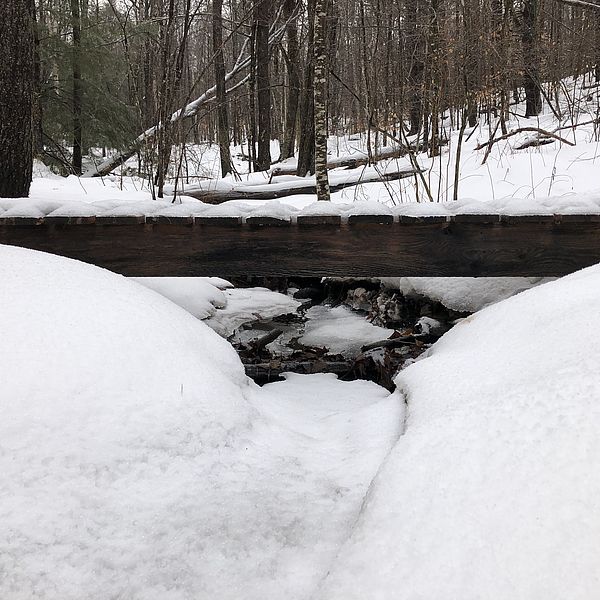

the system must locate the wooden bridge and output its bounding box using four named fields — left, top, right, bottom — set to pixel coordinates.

left=1, top=212, right=599, bottom=277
